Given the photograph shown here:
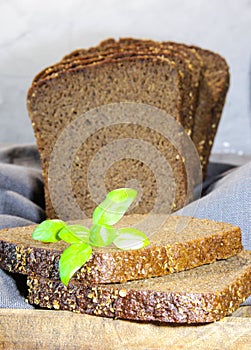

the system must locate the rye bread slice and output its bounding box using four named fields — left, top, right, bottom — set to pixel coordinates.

left=0, top=215, right=242, bottom=284
left=27, top=56, right=192, bottom=220
left=190, top=46, right=229, bottom=173
left=95, top=39, right=229, bottom=178
left=60, top=38, right=229, bottom=178
left=48, top=48, right=198, bottom=204
left=32, top=46, right=194, bottom=136
left=86, top=39, right=203, bottom=182
left=88, top=37, right=203, bottom=135
left=27, top=251, right=251, bottom=323
left=34, top=42, right=197, bottom=137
